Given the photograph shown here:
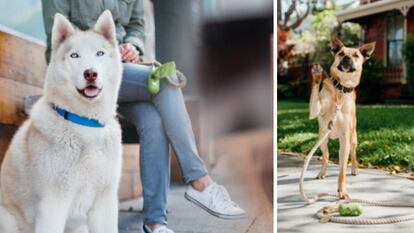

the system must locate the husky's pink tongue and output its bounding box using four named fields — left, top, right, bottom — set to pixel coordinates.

left=84, top=86, right=100, bottom=97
